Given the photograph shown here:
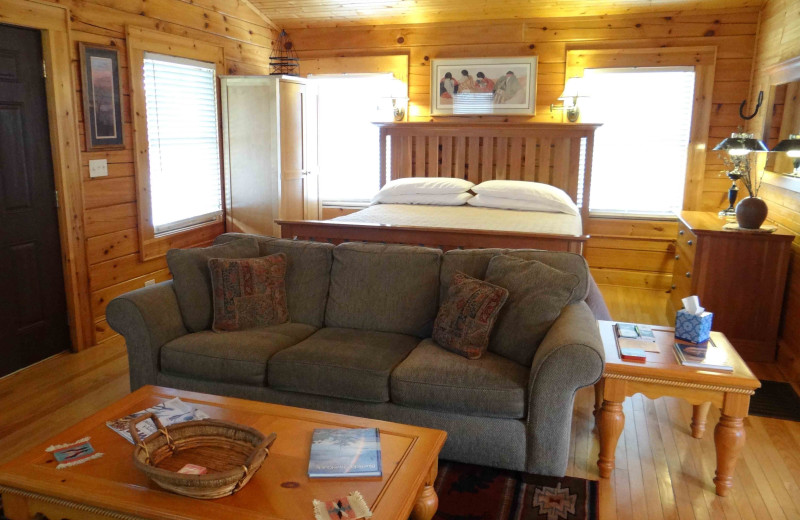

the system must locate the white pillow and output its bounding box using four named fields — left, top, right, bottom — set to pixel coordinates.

left=472, top=180, right=578, bottom=215
left=377, top=177, right=474, bottom=196
left=371, top=192, right=473, bottom=206
left=467, top=193, right=579, bottom=216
